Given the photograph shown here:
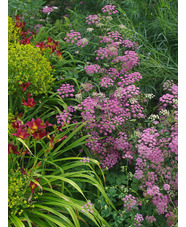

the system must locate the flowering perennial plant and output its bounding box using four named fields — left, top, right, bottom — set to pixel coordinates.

left=57, top=84, right=75, bottom=98
left=60, top=4, right=178, bottom=226
left=85, top=15, right=101, bottom=25
left=8, top=165, right=42, bottom=216
left=133, top=213, right=144, bottom=226
left=35, top=36, right=63, bottom=58
left=56, top=110, right=72, bottom=125
left=61, top=6, right=146, bottom=170
left=101, top=5, right=118, bottom=15
left=81, top=202, right=94, bottom=213
left=12, top=118, right=52, bottom=141
left=8, top=42, right=55, bottom=96
left=123, top=194, right=142, bottom=211
left=42, top=6, right=58, bottom=14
